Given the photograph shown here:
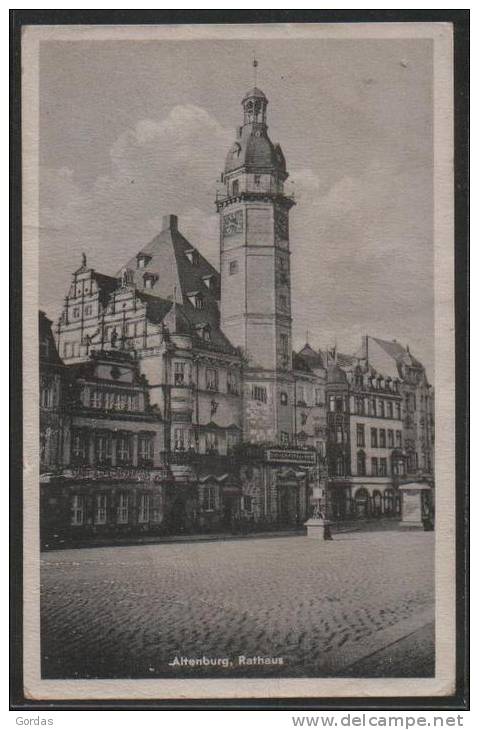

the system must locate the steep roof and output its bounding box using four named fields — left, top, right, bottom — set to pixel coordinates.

left=39, top=311, right=64, bottom=367
left=120, top=214, right=220, bottom=326
left=297, top=343, right=325, bottom=370
left=370, top=336, right=423, bottom=369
